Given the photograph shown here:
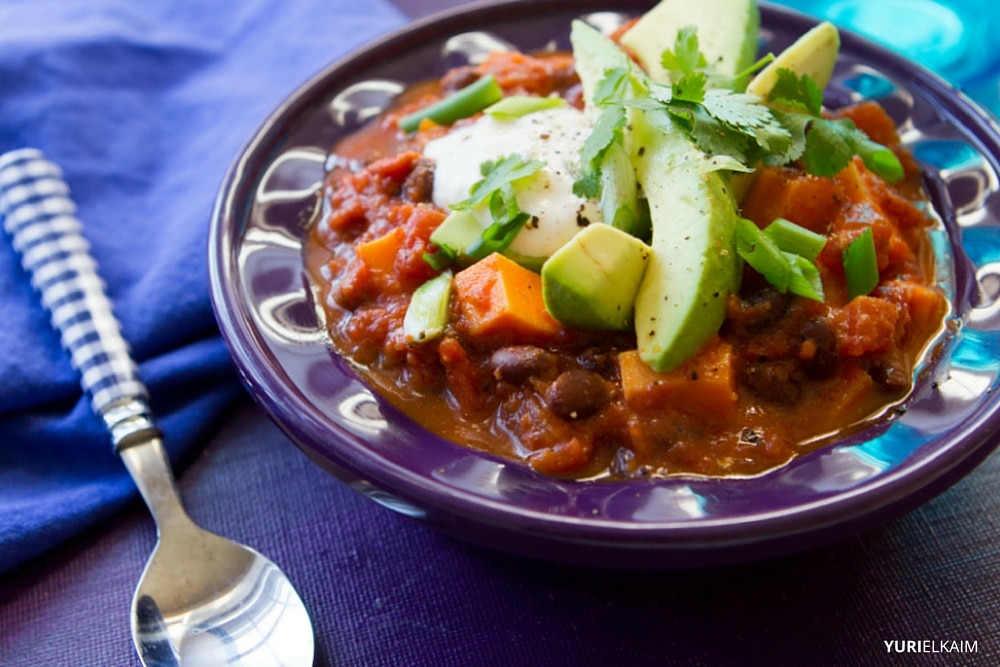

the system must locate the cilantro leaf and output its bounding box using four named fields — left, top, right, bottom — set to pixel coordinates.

left=802, top=118, right=905, bottom=182
left=572, top=169, right=601, bottom=199
left=762, top=109, right=810, bottom=166
left=574, top=81, right=628, bottom=198
left=660, top=26, right=707, bottom=78
left=579, top=104, right=627, bottom=171
left=593, top=66, right=631, bottom=104
left=768, top=68, right=824, bottom=116
left=688, top=106, right=751, bottom=163
left=672, top=71, right=707, bottom=104
left=647, top=81, right=673, bottom=106
left=451, top=154, right=545, bottom=211
left=701, top=90, right=791, bottom=151
left=801, top=118, right=857, bottom=178
left=464, top=185, right=532, bottom=260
